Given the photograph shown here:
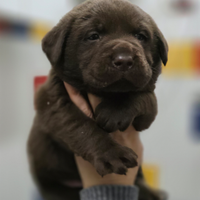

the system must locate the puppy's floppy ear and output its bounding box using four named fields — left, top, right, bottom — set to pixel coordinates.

left=156, top=29, right=169, bottom=66
left=42, top=13, right=74, bottom=66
